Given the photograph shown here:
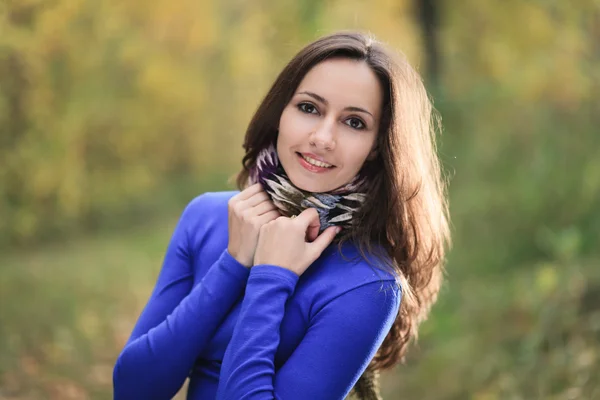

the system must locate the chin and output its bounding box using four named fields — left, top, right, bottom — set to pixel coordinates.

left=288, top=174, right=337, bottom=193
